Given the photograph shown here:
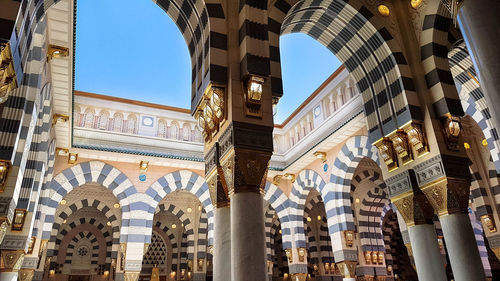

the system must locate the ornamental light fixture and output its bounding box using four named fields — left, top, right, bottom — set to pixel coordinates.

left=391, top=130, right=413, bottom=165
left=68, top=153, right=78, bottom=164
left=12, top=209, right=27, bottom=231
left=378, top=251, right=385, bottom=264
left=272, top=175, right=282, bottom=185
left=107, top=221, right=112, bottom=227
left=244, top=75, right=265, bottom=118
left=187, top=207, right=192, bottom=213
left=139, top=160, right=149, bottom=172
left=313, top=151, right=327, bottom=162
left=114, top=203, right=120, bottom=209
left=272, top=97, right=280, bottom=116
left=194, top=83, right=226, bottom=142
left=60, top=199, right=67, bottom=205
left=410, top=0, right=423, bottom=8
left=404, top=122, right=429, bottom=157
left=55, top=147, right=69, bottom=156
left=482, top=139, right=488, bottom=147
left=47, top=45, right=69, bottom=61
left=375, top=138, right=398, bottom=172
left=307, top=217, right=312, bottom=222
left=284, top=173, right=295, bottom=182
left=481, top=214, right=497, bottom=233
left=442, top=115, right=462, bottom=151
left=378, top=5, right=390, bottom=17
left=52, top=114, right=69, bottom=125
left=0, top=161, right=11, bottom=192
left=317, top=215, right=322, bottom=221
